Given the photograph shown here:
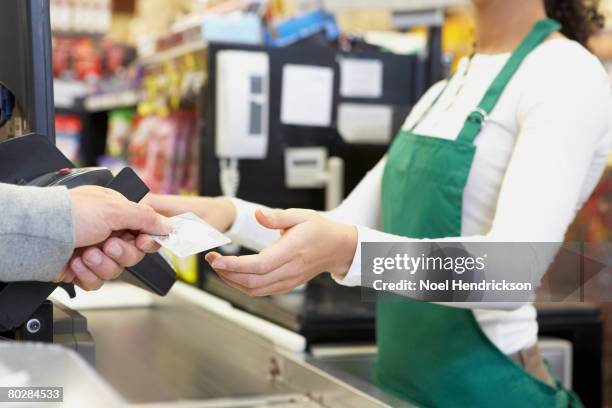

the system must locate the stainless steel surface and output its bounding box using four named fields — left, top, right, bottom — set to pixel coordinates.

left=83, top=299, right=286, bottom=403
left=304, top=351, right=412, bottom=408
left=273, top=351, right=412, bottom=408
left=0, top=342, right=123, bottom=407
left=129, top=394, right=319, bottom=408
left=82, top=288, right=404, bottom=407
